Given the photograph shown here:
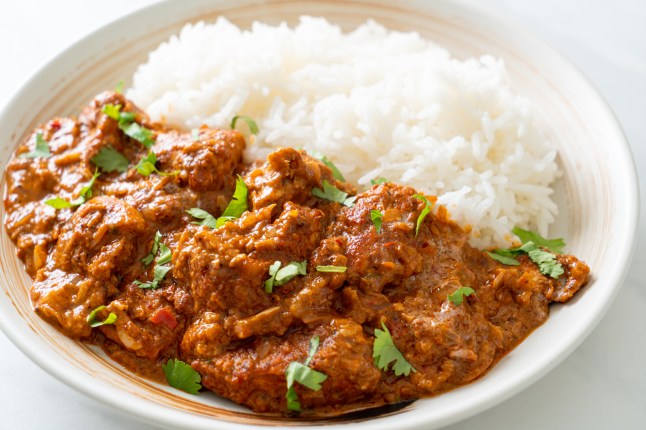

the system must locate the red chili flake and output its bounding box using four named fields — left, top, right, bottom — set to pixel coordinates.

left=51, top=120, right=61, bottom=130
